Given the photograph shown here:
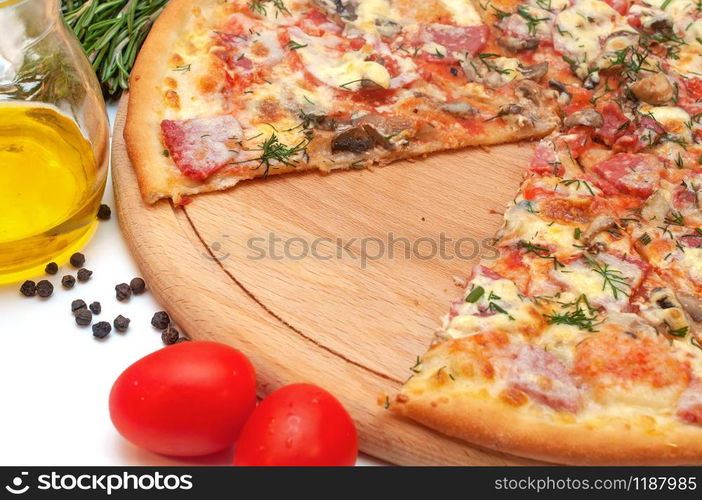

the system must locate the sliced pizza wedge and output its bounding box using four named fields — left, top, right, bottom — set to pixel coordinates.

left=125, top=0, right=560, bottom=203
